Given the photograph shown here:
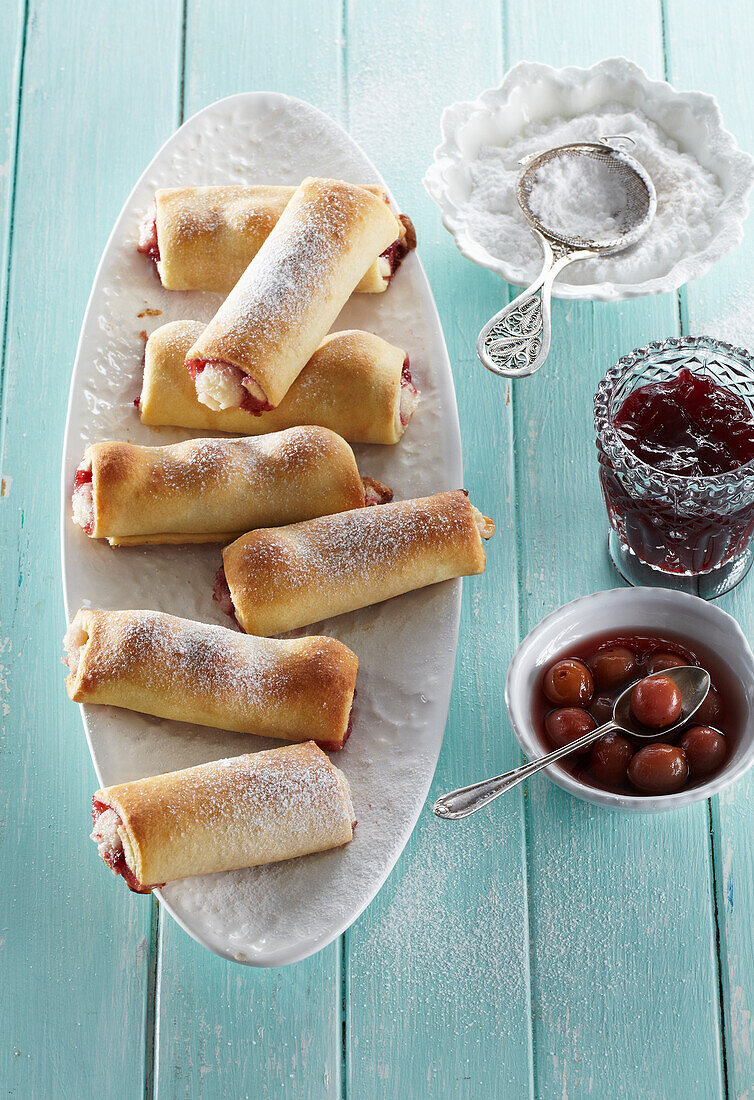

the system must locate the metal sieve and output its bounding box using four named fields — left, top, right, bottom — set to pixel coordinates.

left=477, top=138, right=657, bottom=379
